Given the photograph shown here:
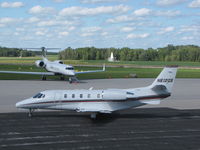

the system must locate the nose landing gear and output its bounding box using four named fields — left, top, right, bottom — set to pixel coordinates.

left=28, top=109, right=34, bottom=117
left=69, top=76, right=79, bottom=84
